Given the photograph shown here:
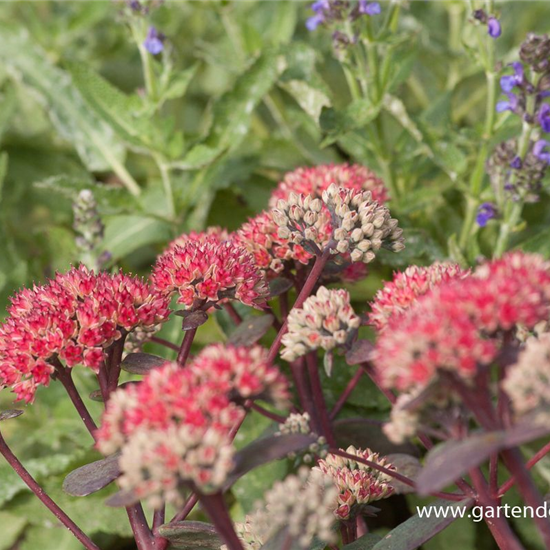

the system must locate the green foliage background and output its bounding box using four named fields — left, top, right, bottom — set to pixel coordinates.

left=0, top=1, right=549, bottom=548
